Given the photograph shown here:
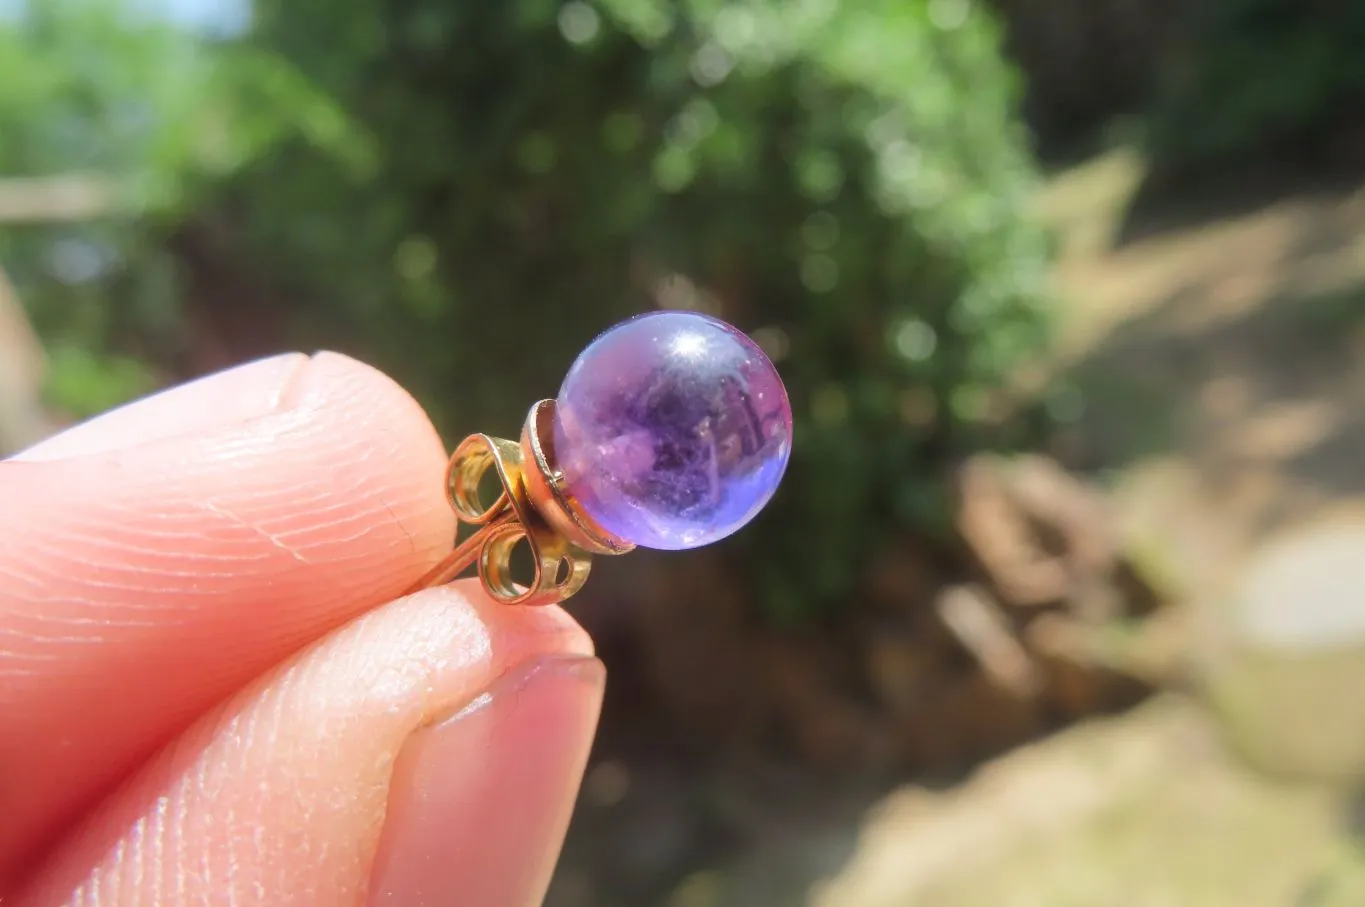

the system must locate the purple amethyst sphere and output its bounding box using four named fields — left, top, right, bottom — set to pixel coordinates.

left=553, top=311, right=793, bottom=551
